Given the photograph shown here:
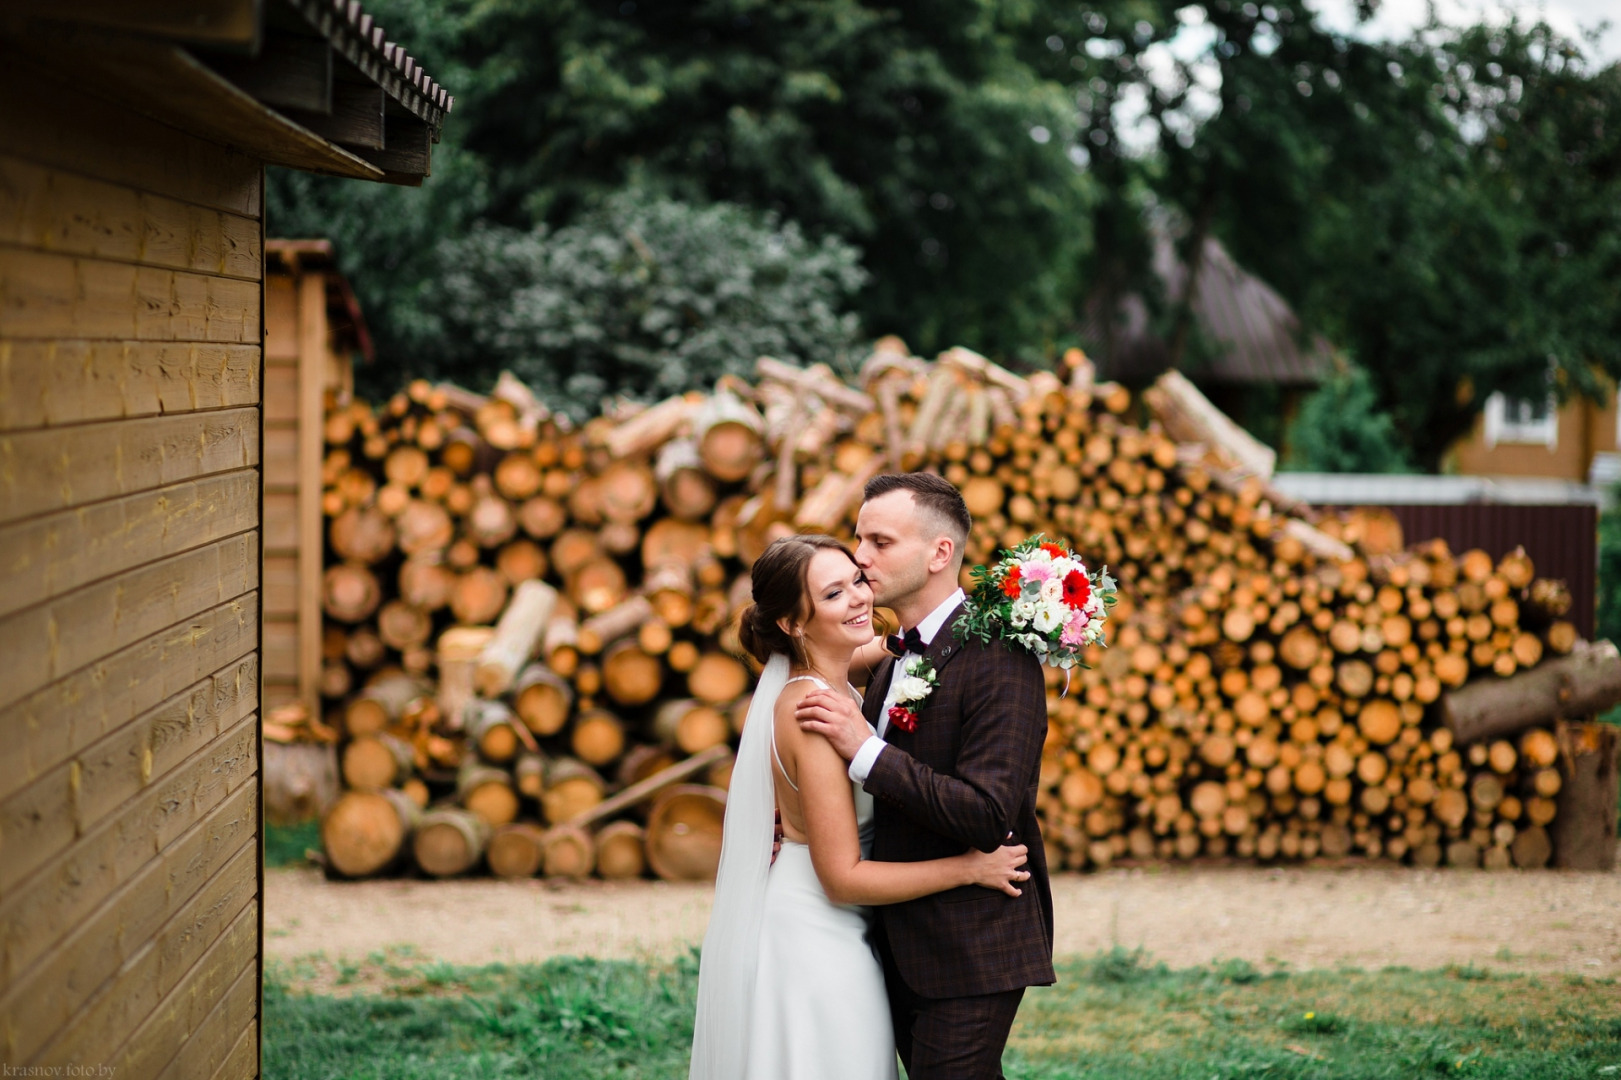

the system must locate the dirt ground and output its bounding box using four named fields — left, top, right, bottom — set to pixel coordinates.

left=266, top=861, right=1621, bottom=977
